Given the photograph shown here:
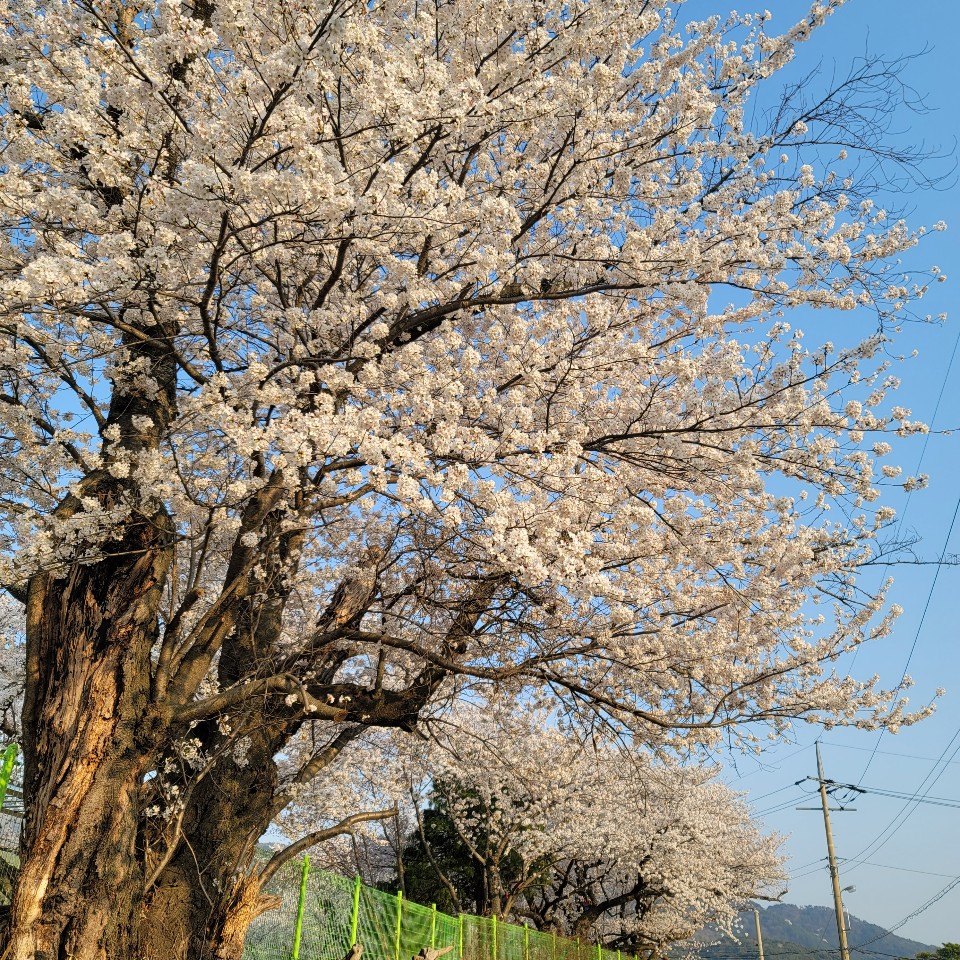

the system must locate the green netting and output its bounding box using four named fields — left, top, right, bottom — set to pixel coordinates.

left=244, top=860, right=308, bottom=960
left=497, top=918, right=526, bottom=960
left=555, top=933, right=582, bottom=960
left=0, top=743, right=20, bottom=907
left=297, top=868, right=355, bottom=960
left=400, top=896, right=434, bottom=960
left=243, top=864, right=642, bottom=960
left=434, top=912, right=460, bottom=956
left=356, top=883, right=401, bottom=960
left=528, top=928, right=554, bottom=960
